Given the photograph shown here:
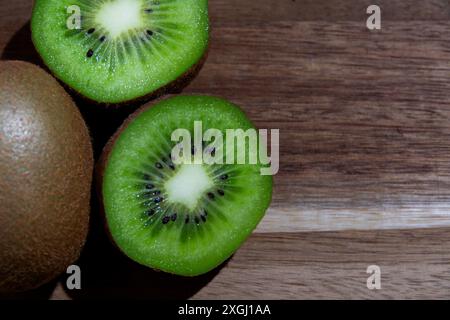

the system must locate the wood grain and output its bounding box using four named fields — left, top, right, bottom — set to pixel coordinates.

left=1, top=0, right=450, bottom=299
left=45, top=228, right=450, bottom=300
left=192, top=19, right=450, bottom=233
